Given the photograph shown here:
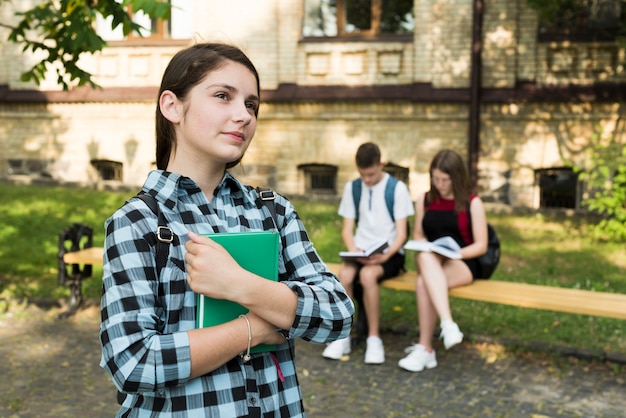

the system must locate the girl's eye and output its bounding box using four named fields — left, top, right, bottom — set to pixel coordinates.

left=246, top=101, right=259, bottom=113
left=215, top=92, right=229, bottom=100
